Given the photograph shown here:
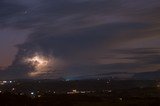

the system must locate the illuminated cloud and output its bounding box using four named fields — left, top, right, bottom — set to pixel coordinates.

left=24, top=53, right=52, bottom=77
left=0, top=0, right=160, bottom=79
